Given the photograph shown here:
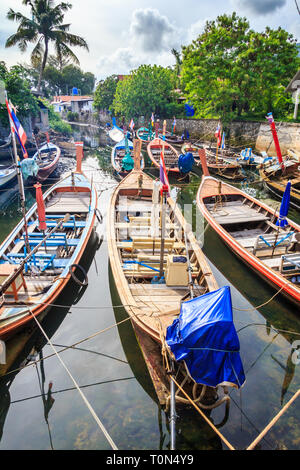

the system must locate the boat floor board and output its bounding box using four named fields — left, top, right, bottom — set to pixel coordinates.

left=206, top=202, right=270, bottom=225
left=261, top=257, right=282, bottom=269
left=46, top=193, right=90, bottom=213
